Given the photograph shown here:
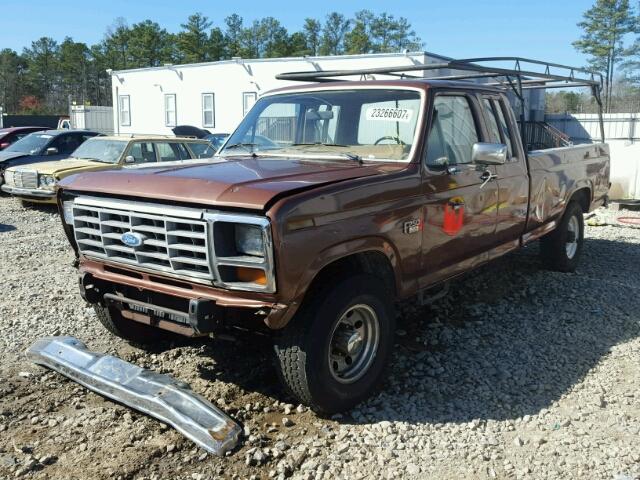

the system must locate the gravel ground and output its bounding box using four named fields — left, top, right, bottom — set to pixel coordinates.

left=0, top=197, right=639, bottom=480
